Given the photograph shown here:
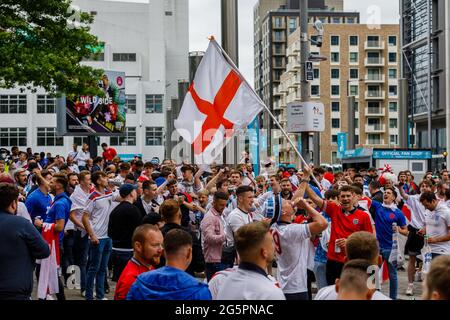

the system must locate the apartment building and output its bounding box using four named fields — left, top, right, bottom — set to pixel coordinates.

left=253, top=0, right=359, bottom=154
left=275, top=24, right=400, bottom=164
